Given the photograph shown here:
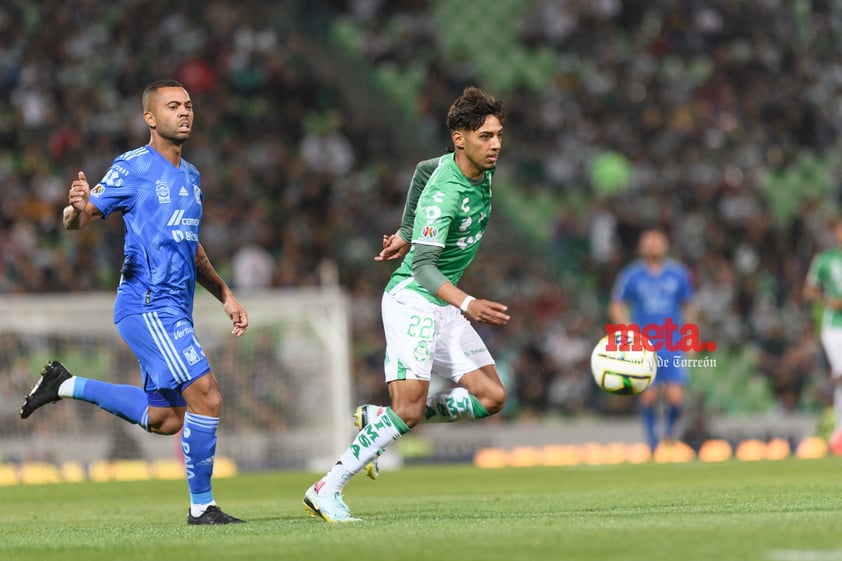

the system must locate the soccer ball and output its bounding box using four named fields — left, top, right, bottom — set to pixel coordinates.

left=590, top=332, right=657, bottom=395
